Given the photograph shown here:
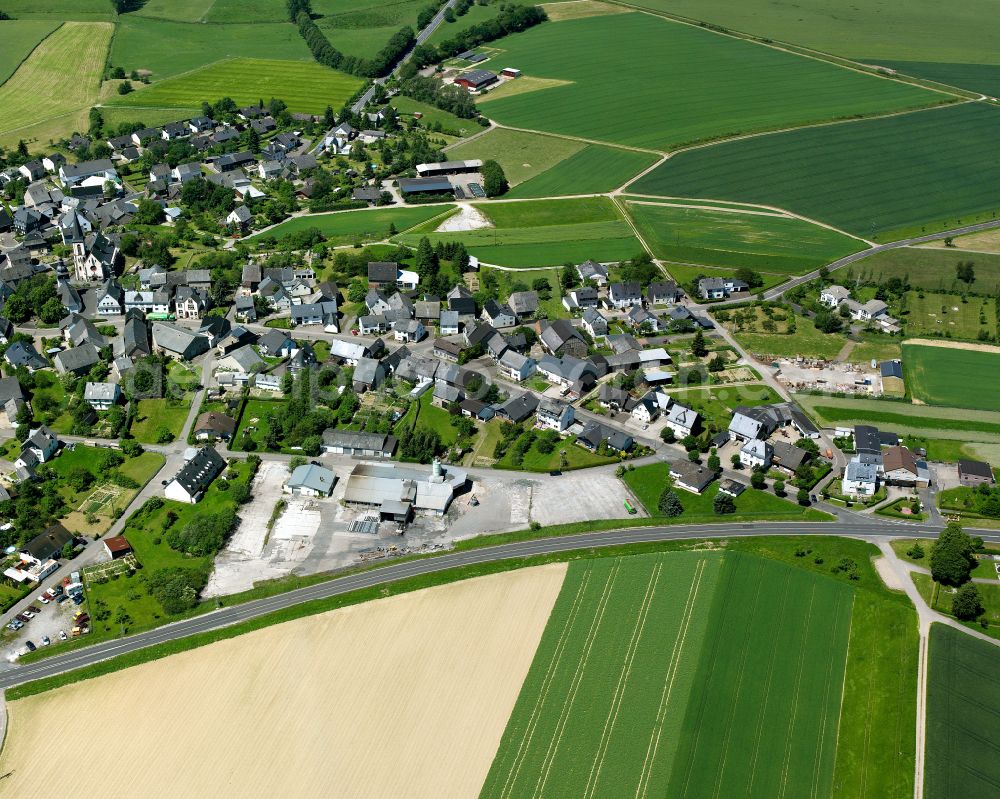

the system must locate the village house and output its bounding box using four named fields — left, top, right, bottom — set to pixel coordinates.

left=164, top=446, right=226, bottom=504
left=536, top=397, right=575, bottom=432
